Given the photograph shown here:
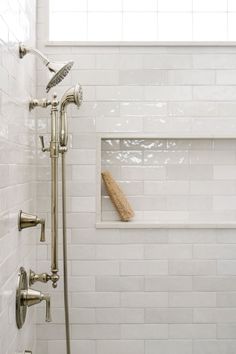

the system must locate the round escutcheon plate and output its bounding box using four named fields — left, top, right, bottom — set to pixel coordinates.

left=16, top=267, right=28, bottom=329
